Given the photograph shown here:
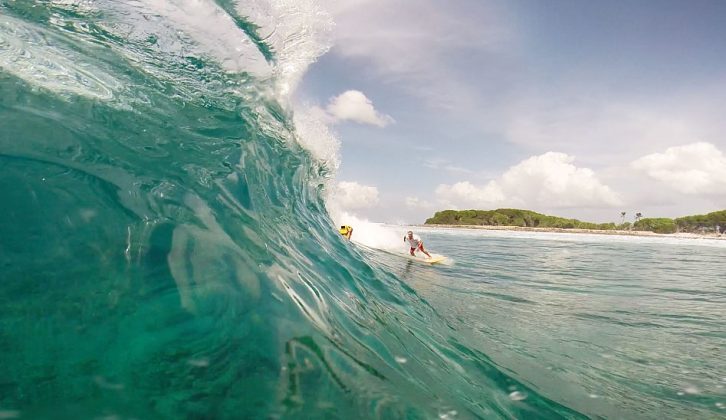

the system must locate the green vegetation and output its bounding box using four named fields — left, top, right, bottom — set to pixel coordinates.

left=674, top=210, right=726, bottom=233
left=425, top=208, right=726, bottom=235
left=425, top=209, right=620, bottom=230
left=632, top=218, right=676, bottom=234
